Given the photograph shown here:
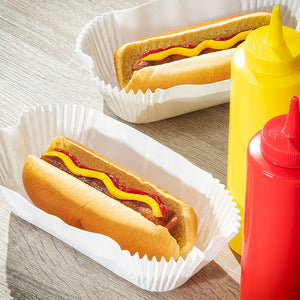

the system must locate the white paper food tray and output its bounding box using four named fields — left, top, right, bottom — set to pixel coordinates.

left=0, top=104, right=240, bottom=291
left=75, top=0, right=300, bottom=123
